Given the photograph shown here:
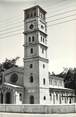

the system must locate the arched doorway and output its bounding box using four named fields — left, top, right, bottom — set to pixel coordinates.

left=30, top=95, right=34, bottom=104
left=0, top=92, right=3, bottom=104
left=5, top=92, right=11, bottom=104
